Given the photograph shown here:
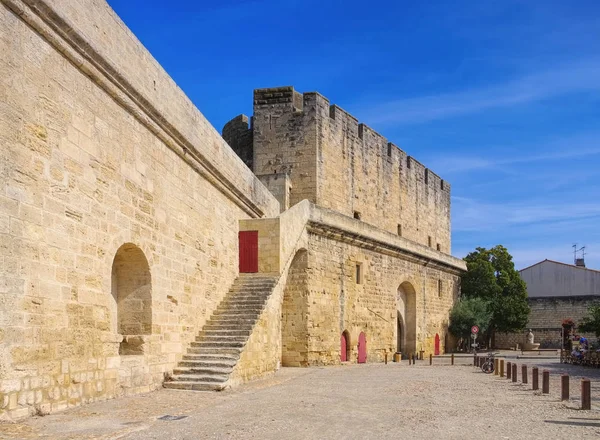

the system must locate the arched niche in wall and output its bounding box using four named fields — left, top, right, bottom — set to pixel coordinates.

left=397, top=281, right=417, bottom=356
left=111, top=243, right=152, bottom=355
